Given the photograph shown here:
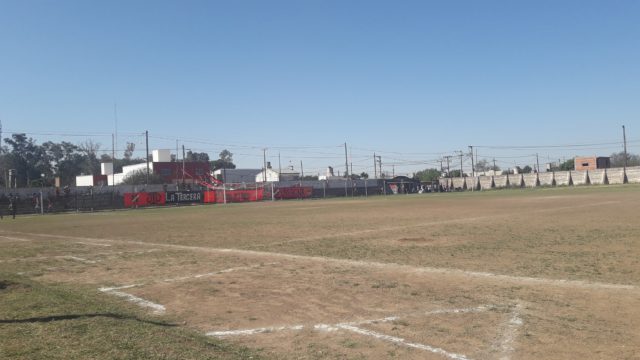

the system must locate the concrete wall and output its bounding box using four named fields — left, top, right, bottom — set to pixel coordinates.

left=510, top=174, right=523, bottom=188
left=571, top=171, right=589, bottom=186
left=625, top=166, right=640, bottom=184
left=589, top=169, right=607, bottom=185
left=493, top=175, right=509, bottom=188
left=555, top=171, right=572, bottom=186
left=538, top=172, right=555, bottom=186
left=465, top=176, right=480, bottom=190
left=451, top=178, right=466, bottom=189
left=522, top=174, right=539, bottom=188
left=437, top=166, right=640, bottom=192
left=479, top=176, right=494, bottom=190
left=607, top=168, right=626, bottom=185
